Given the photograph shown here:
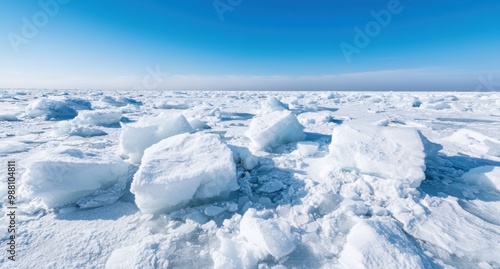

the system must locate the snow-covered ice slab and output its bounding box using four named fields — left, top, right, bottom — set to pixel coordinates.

left=25, top=98, right=78, bottom=120
left=75, top=110, right=122, bottom=126
left=461, top=166, right=500, bottom=192
left=240, top=209, right=296, bottom=260
left=131, top=133, right=238, bottom=214
left=119, top=113, right=194, bottom=164
left=257, top=96, right=288, bottom=116
left=247, top=110, right=305, bottom=151
left=20, top=147, right=130, bottom=209
left=328, top=124, right=426, bottom=189
left=339, top=219, right=431, bottom=269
